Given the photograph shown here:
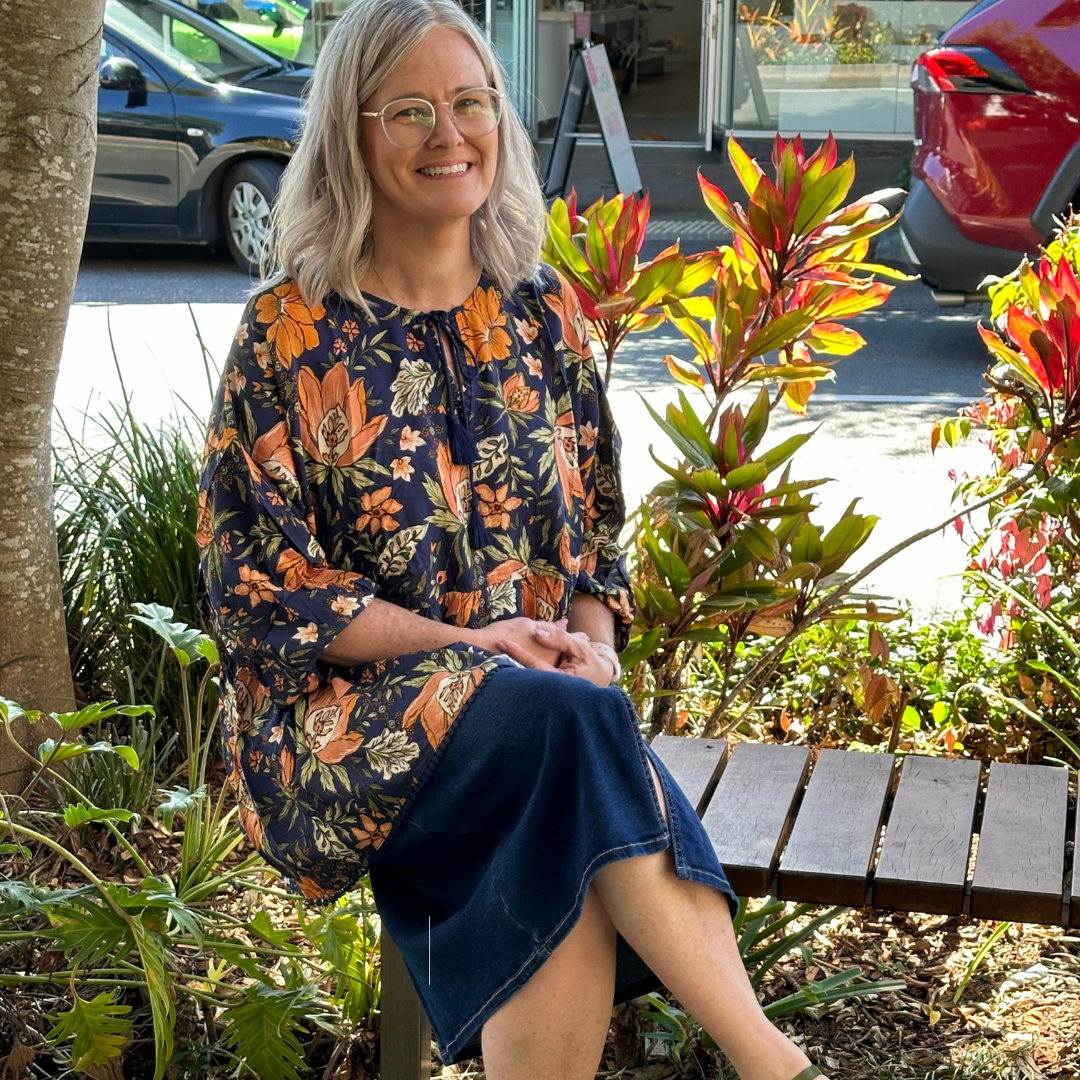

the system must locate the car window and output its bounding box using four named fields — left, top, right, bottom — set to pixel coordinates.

left=104, top=0, right=274, bottom=83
